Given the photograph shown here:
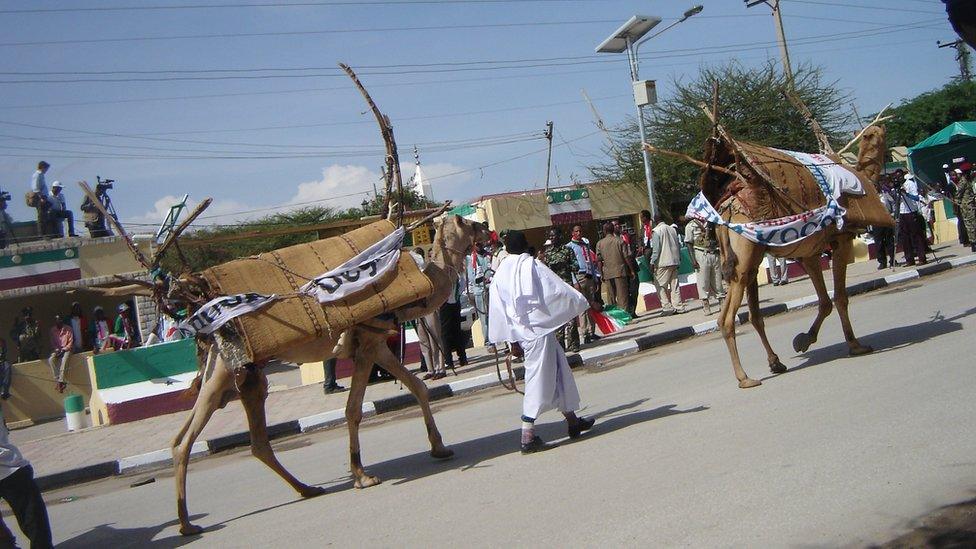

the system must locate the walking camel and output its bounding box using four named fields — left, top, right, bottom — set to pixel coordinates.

left=647, top=95, right=895, bottom=388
